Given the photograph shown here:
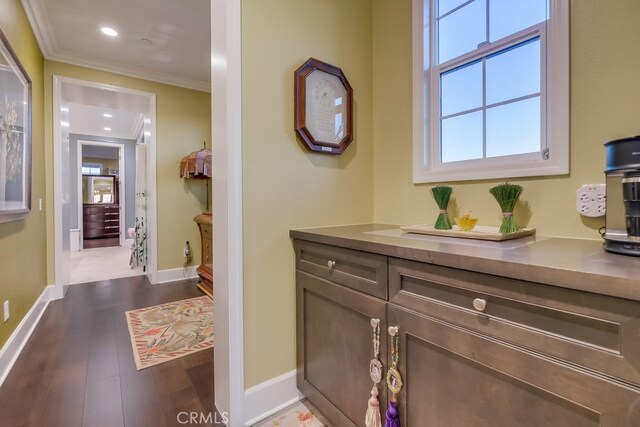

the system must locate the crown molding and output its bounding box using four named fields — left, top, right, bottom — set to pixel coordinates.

left=48, top=50, right=211, bottom=92
left=20, top=0, right=211, bottom=93
left=21, top=0, right=57, bottom=57
left=70, top=127, right=139, bottom=141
